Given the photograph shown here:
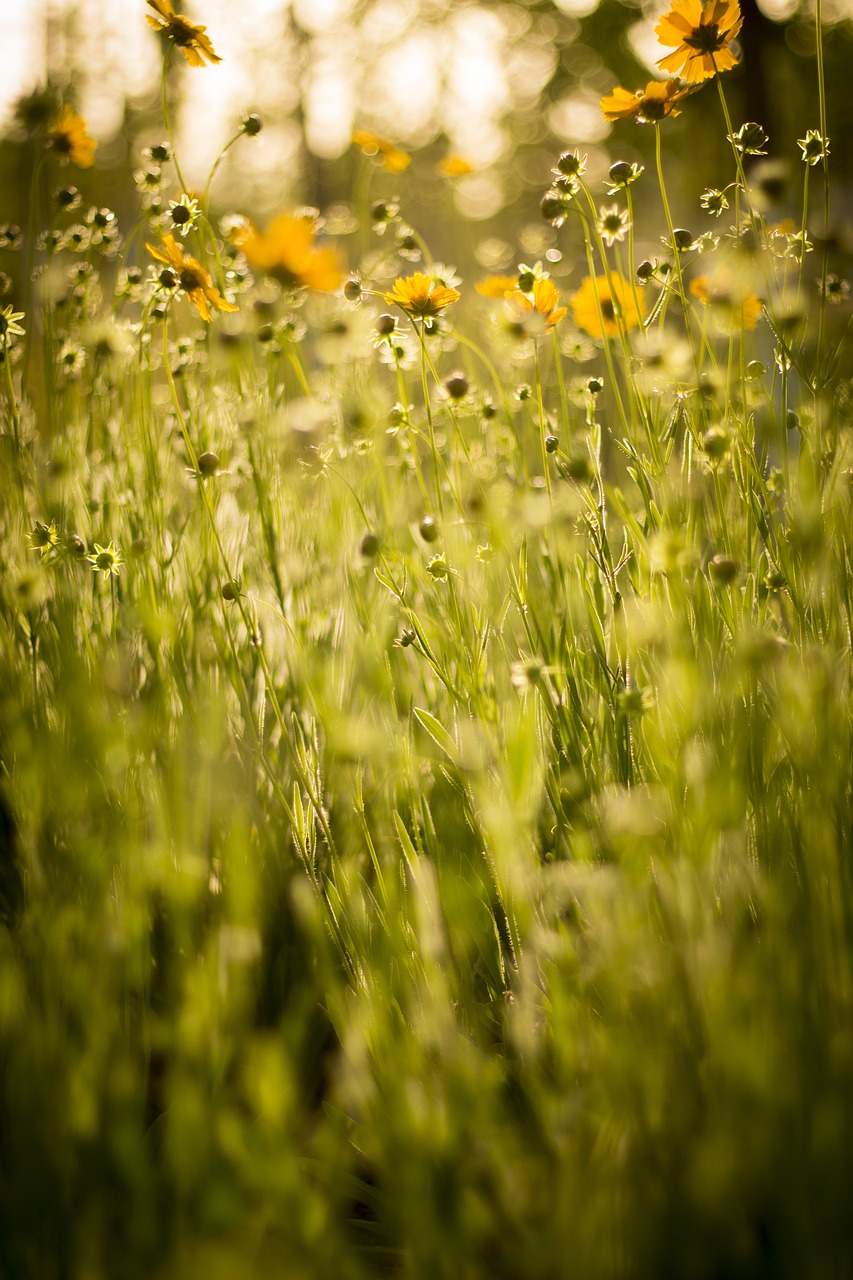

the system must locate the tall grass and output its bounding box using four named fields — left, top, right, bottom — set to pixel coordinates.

left=1, top=7, right=853, bottom=1277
